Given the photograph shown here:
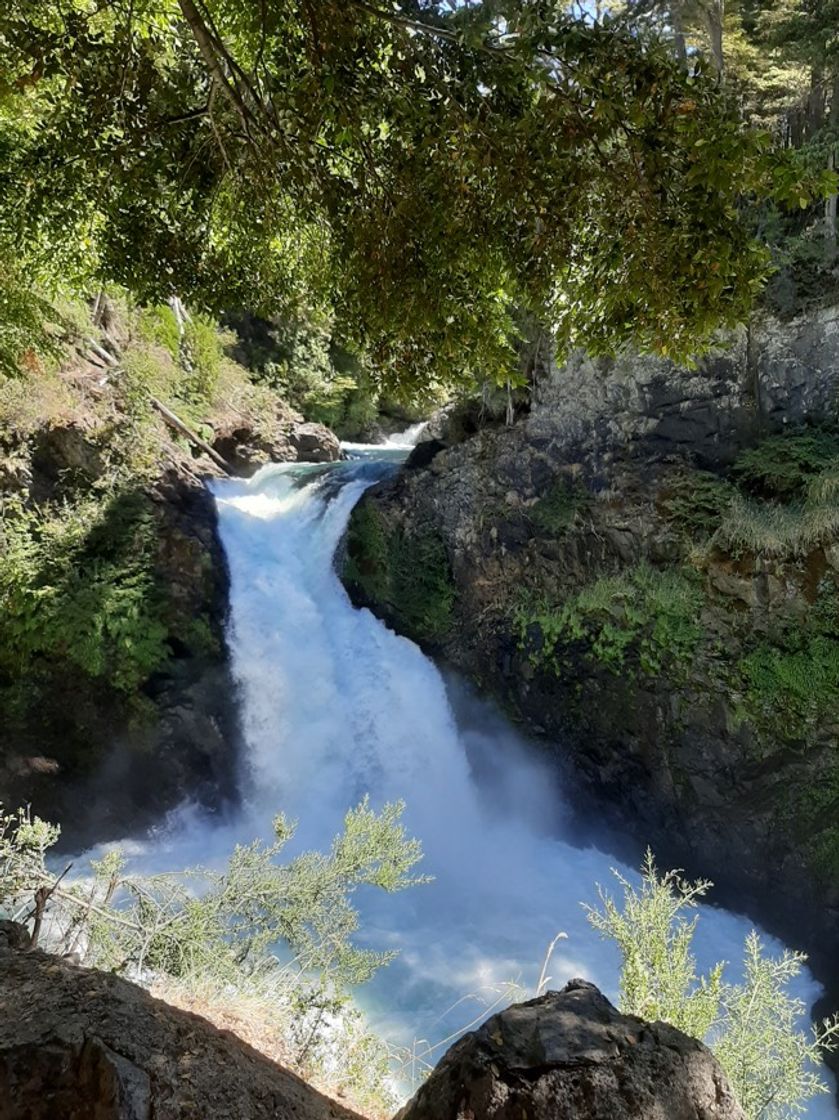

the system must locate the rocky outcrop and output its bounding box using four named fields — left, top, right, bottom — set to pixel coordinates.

left=0, top=931, right=360, bottom=1120
left=0, top=934, right=743, bottom=1120
left=342, top=306, right=839, bottom=1011
left=210, top=412, right=341, bottom=474
left=397, top=980, right=745, bottom=1120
